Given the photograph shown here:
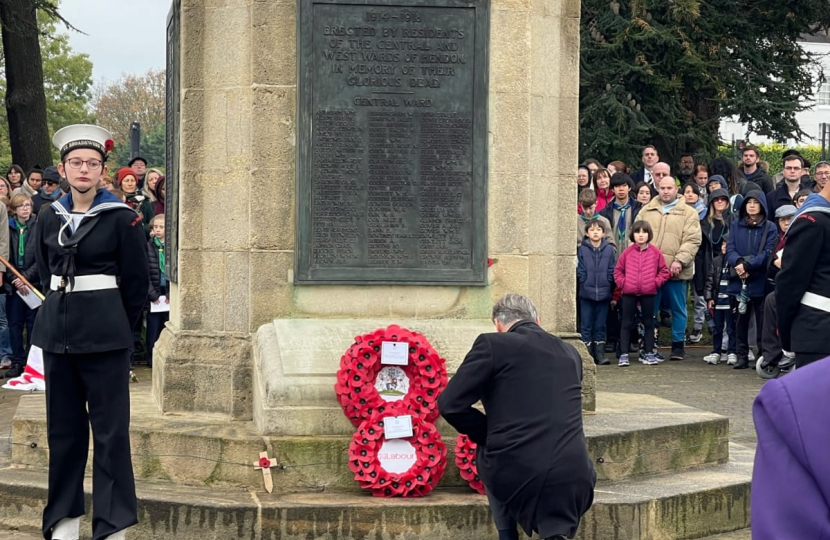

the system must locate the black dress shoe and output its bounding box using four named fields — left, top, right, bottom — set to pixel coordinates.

left=4, top=363, right=23, bottom=378
left=733, top=359, right=750, bottom=369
